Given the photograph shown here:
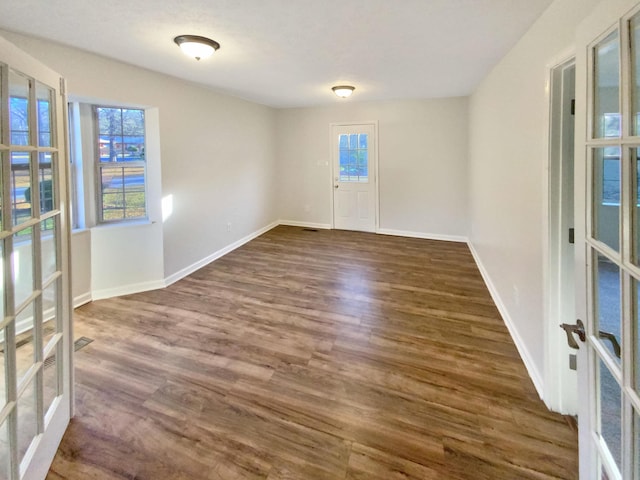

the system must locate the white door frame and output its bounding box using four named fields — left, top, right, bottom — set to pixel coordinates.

left=329, top=121, right=380, bottom=231
left=543, top=53, right=579, bottom=414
